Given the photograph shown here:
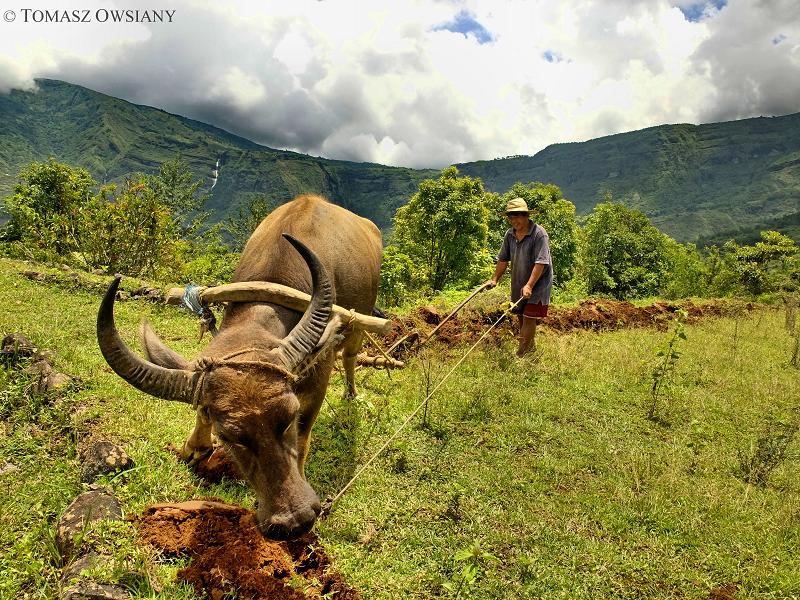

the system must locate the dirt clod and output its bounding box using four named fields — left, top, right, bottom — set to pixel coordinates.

left=383, top=299, right=739, bottom=358
left=134, top=501, right=359, bottom=600
left=709, top=583, right=738, bottom=599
